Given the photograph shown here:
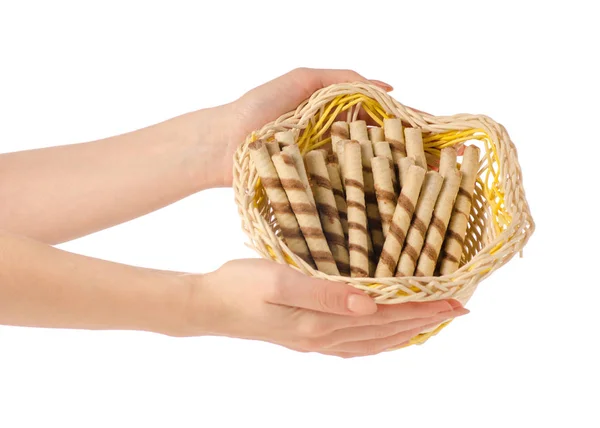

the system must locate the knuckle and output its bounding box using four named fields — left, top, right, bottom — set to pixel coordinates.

left=263, top=279, right=284, bottom=302
left=291, top=67, right=310, bottom=76
left=297, top=317, right=325, bottom=338
left=312, top=286, right=346, bottom=313
left=263, top=267, right=290, bottom=302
